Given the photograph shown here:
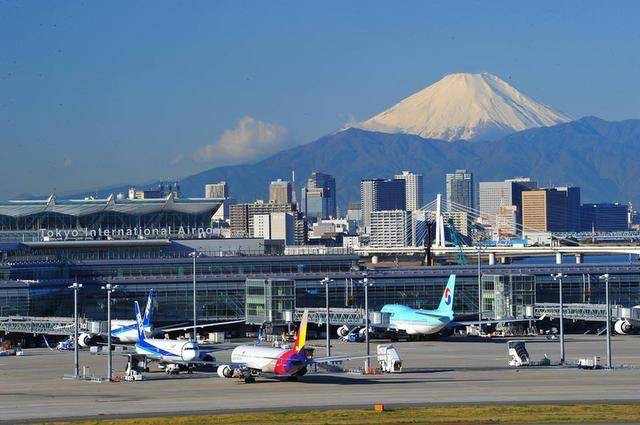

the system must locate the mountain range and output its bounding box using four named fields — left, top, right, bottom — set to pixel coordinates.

left=54, top=72, right=640, bottom=211
left=80, top=116, right=640, bottom=211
